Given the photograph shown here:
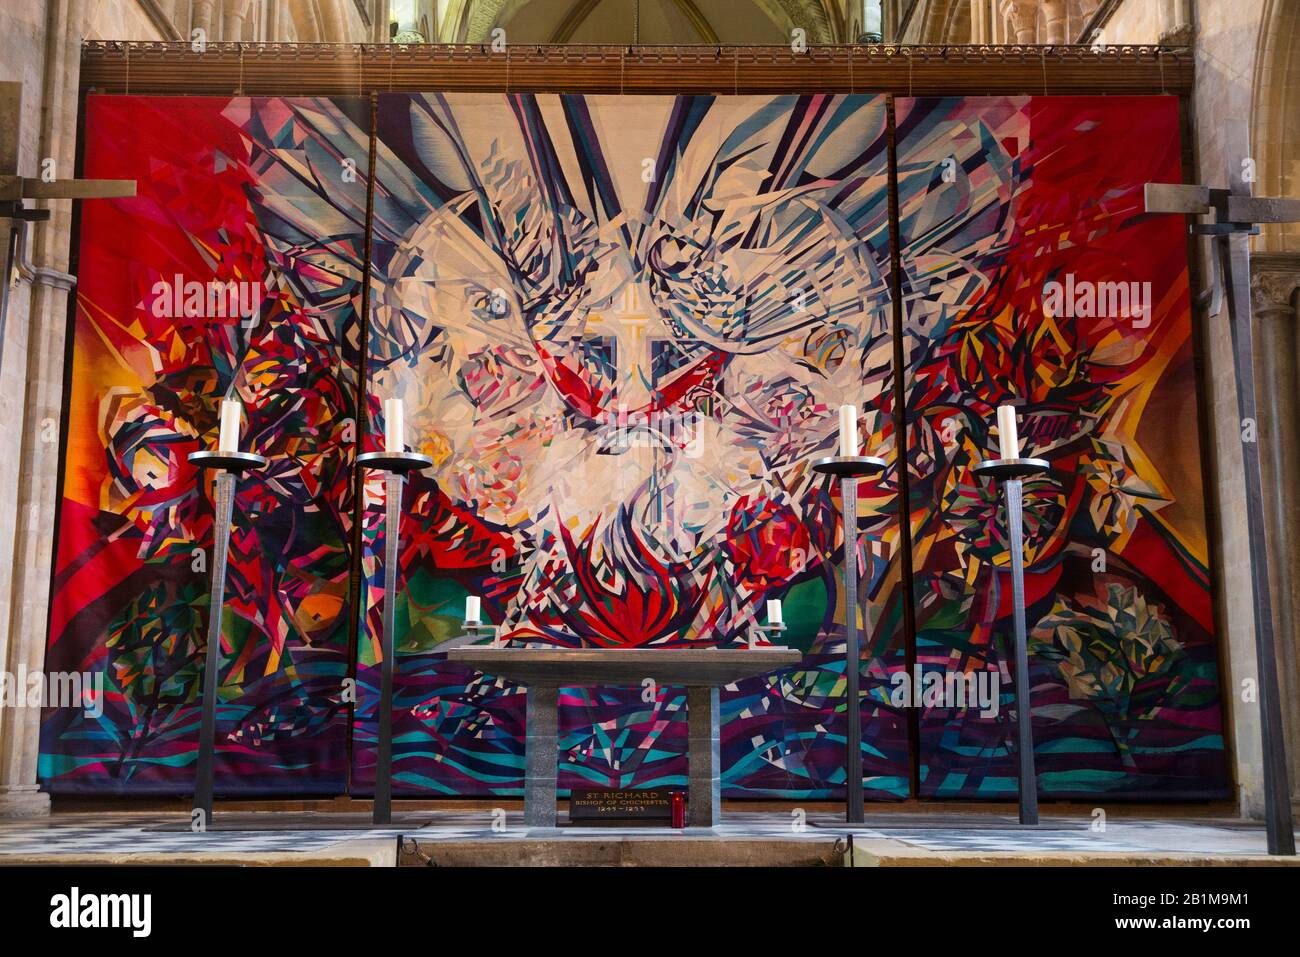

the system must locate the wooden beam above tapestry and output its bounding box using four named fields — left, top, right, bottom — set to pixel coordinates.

left=80, top=42, right=1192, bottom=97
